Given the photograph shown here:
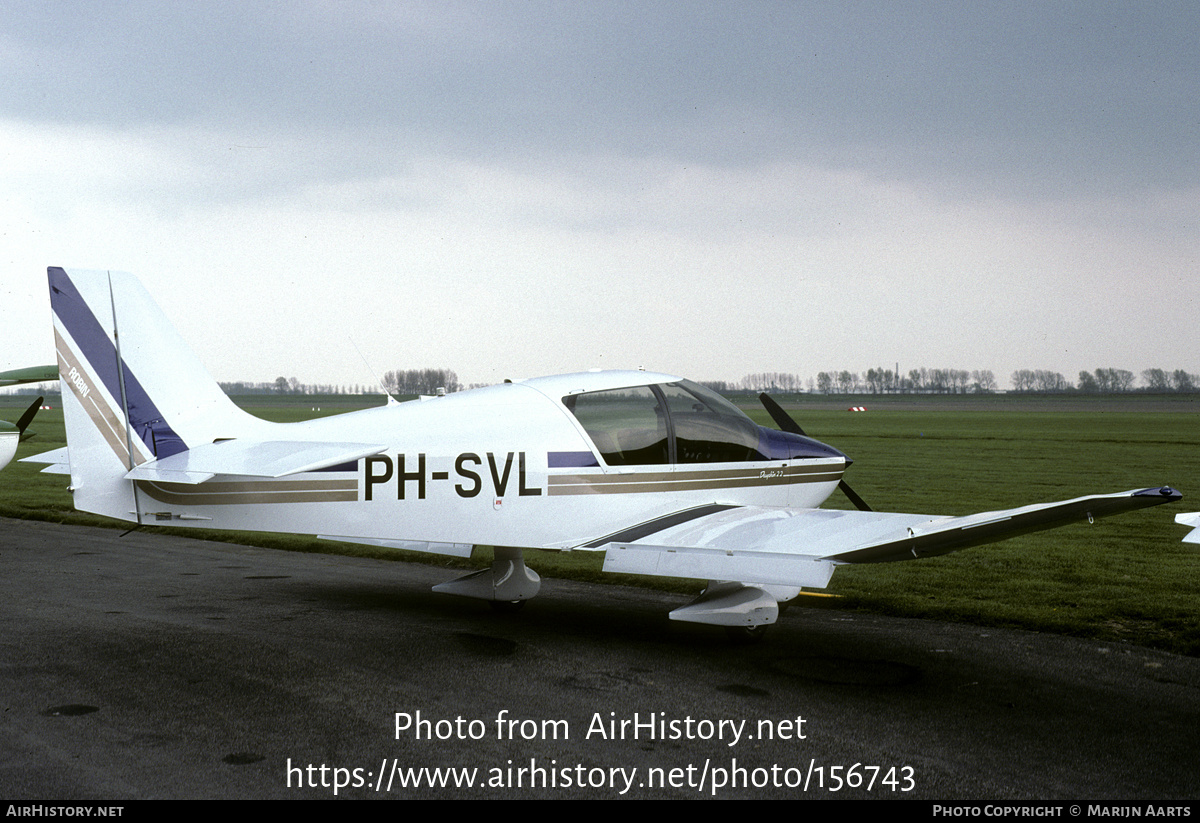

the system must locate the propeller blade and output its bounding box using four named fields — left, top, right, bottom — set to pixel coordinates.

left=758, top=392, right=873, bottom=512
left=837, top=480, right=873, bottom=512
left=16, top=396, right=42, bottom=441
left=758, top=392, right=806, bottom=436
